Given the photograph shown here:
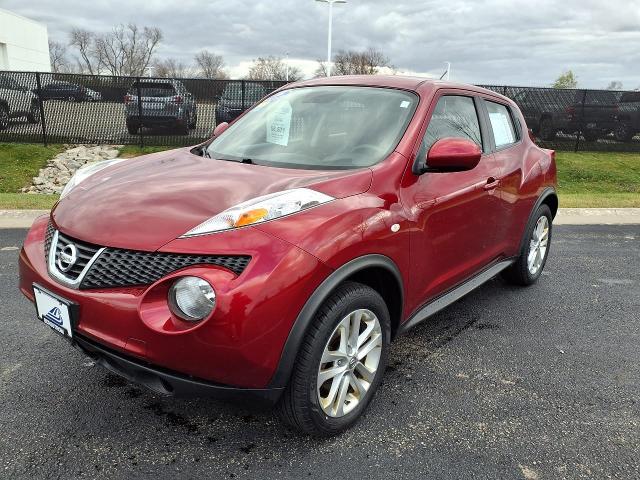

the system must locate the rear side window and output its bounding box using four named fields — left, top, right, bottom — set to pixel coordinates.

left=486, top=101, right=518, bottom=148
left=419, top=95, right=482, bottom=157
